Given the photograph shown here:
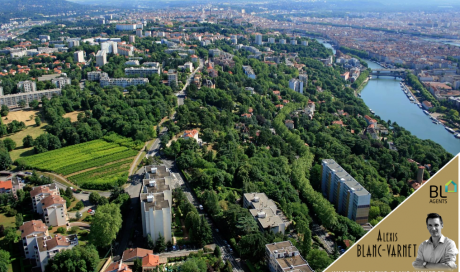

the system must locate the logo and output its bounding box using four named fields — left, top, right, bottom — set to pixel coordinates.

left=445, top=180, right=457, bottom=193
